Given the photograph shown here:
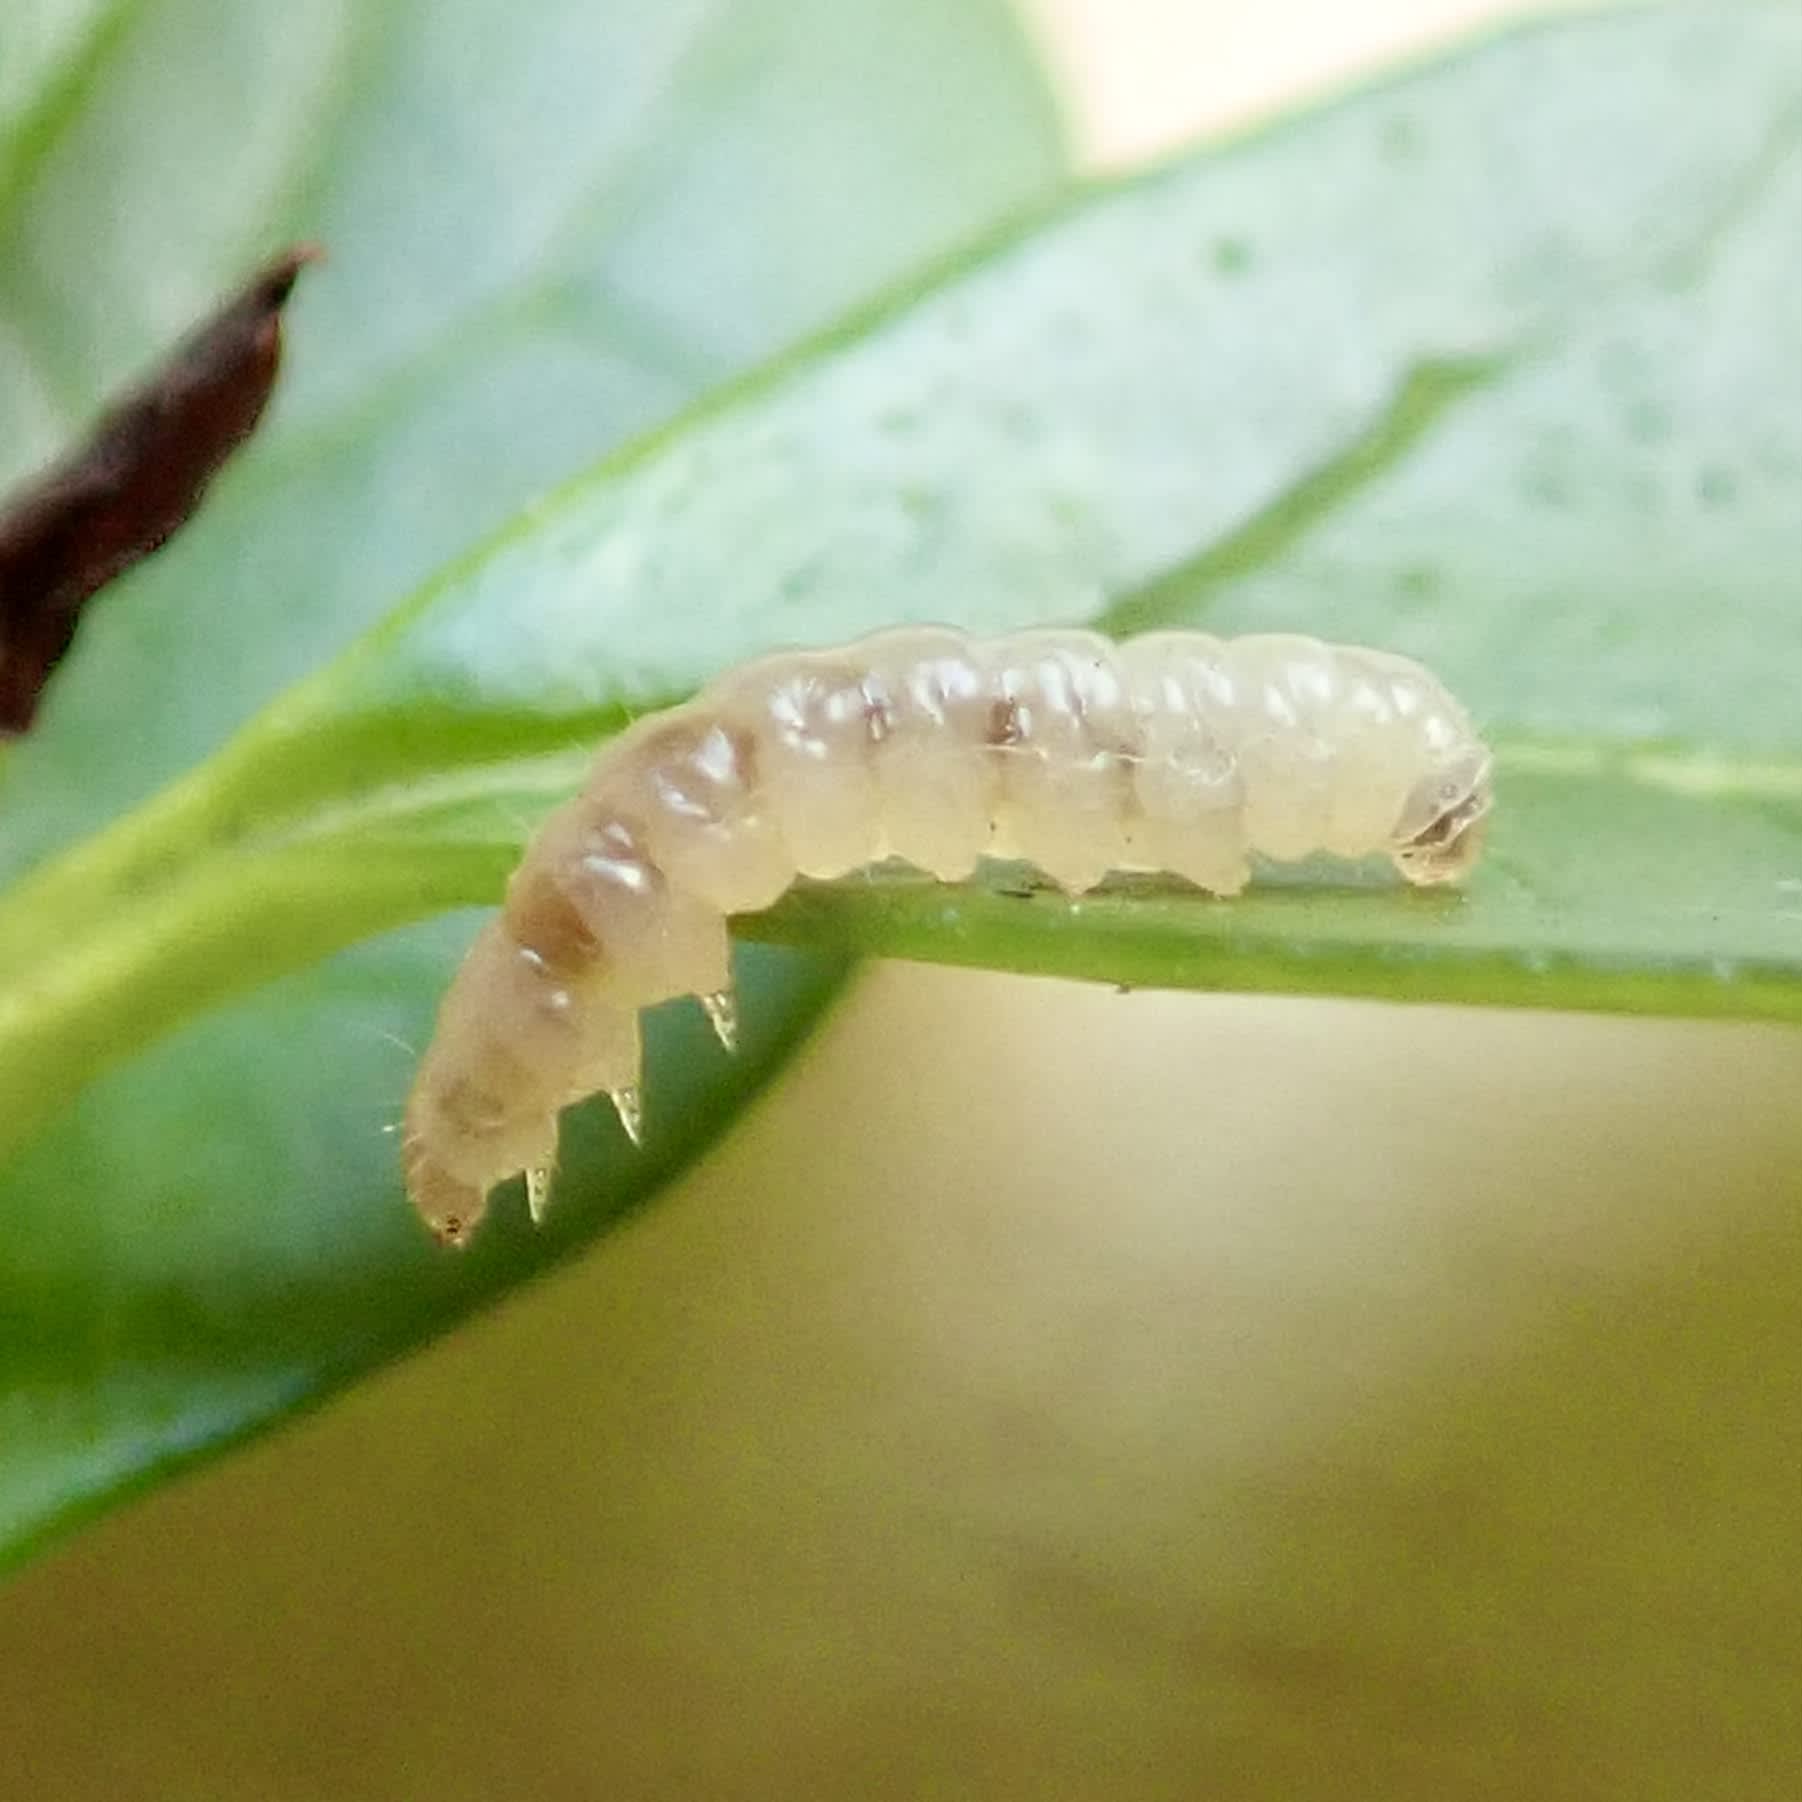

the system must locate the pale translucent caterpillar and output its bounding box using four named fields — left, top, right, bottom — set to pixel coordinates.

left=403, top=629, right=1493, bottom=1245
